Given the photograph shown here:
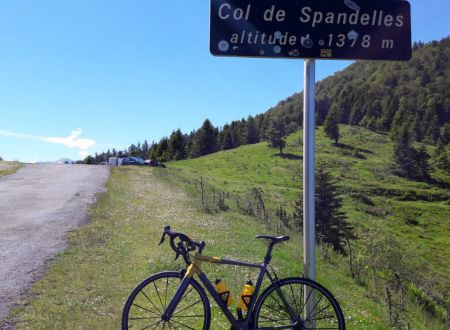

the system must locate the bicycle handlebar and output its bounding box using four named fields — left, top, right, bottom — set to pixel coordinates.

left=159, top=226, right=205, bottom=264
